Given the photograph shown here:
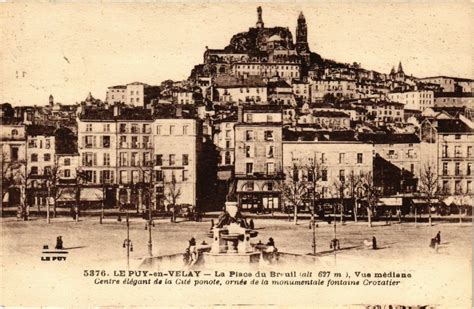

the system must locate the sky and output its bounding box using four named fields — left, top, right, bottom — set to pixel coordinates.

left=1, top=2, right=472, bottom=106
